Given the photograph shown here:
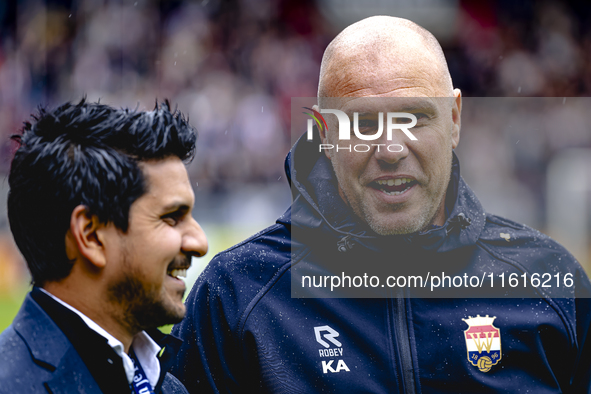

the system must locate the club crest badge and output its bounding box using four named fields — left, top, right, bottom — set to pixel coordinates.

left=462, top=315, right=501, bottom=372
